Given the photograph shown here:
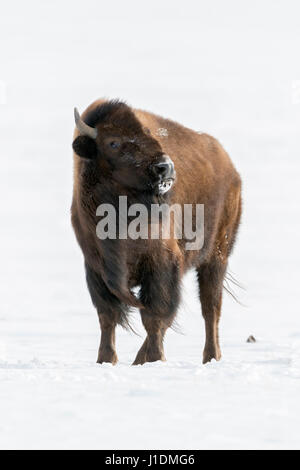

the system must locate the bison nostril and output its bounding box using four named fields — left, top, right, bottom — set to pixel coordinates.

left=153, top=163, right=170, bottom=177
left=153, top=157, right=175, bottom=179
